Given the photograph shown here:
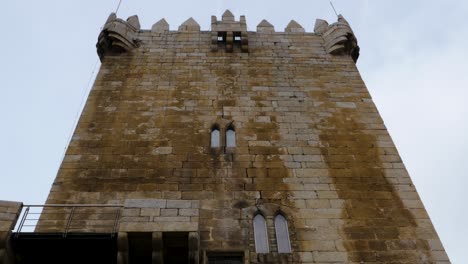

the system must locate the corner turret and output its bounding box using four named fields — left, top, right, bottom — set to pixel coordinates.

left=96, top=13, right=141, bottom=61
left=314, top=15, right=360, bottom=62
